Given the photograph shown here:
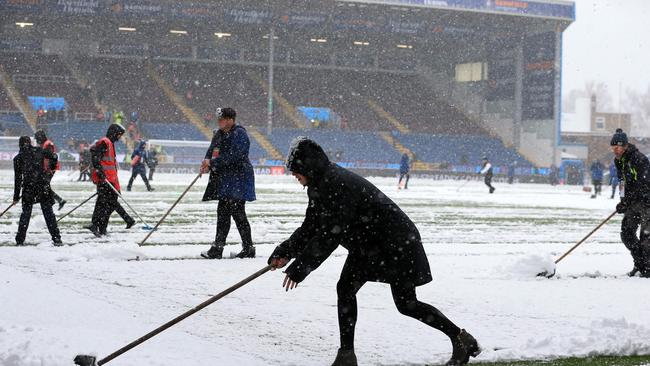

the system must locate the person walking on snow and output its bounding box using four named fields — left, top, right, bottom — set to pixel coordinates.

left=398, top=153, right=410, bottom=189
left=268, top=137, right=481, bottom=366
left=13, top=136, right=62, bottom=246
left=34, top=130, right=67, bottom=210
left=200, top=108, right=256, bottom=260
left=480, top=157, right=495, bottom=194
left=590, top=159, right=604, bottom=198
left=127, top=140, right=154, bottom=192
left=609, top=160, right=619, bottom=199
left=86, top=123, right=134, bottom=237
left=611, top=129, right=650, bottom=278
